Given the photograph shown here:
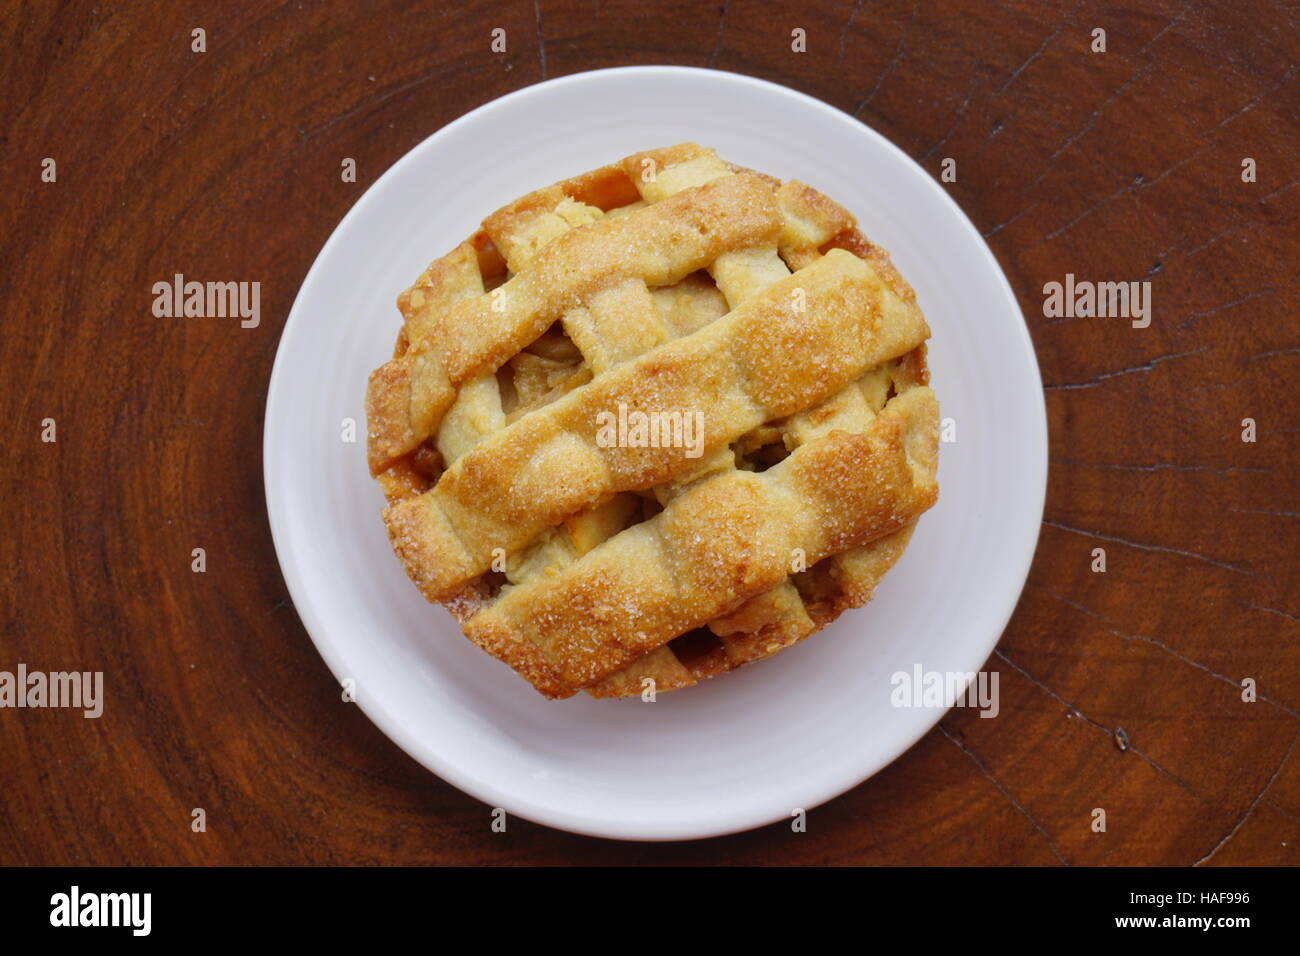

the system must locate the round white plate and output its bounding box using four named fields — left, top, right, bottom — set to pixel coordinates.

left=264, top=66, right=1047, bottom=841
